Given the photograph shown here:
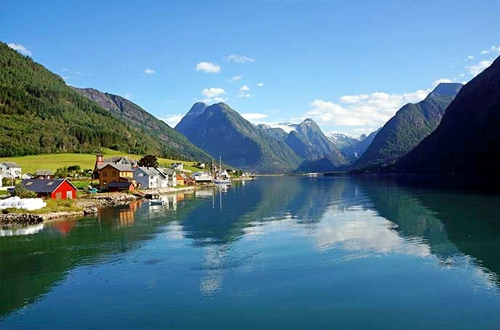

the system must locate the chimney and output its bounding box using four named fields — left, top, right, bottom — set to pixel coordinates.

left=96, top=154, right=104, bottom=165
